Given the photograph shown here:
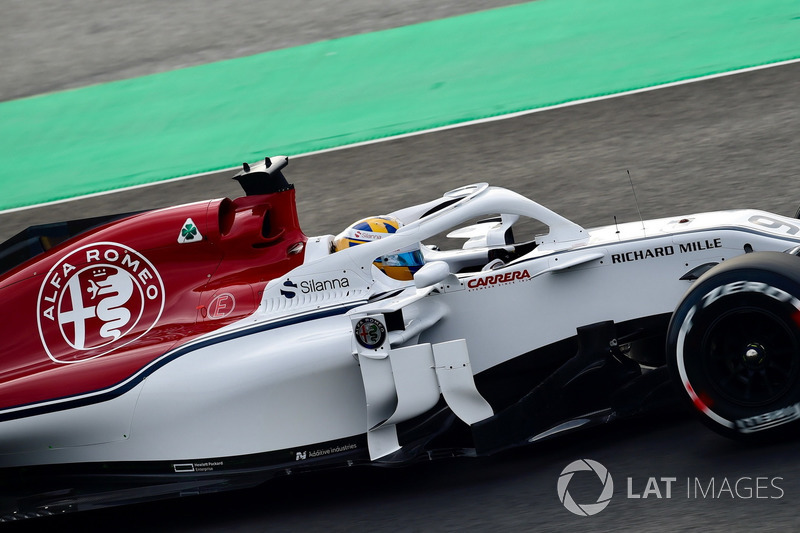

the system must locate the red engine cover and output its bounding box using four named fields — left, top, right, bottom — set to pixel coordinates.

left=0, top=188, right=307, bottom=415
